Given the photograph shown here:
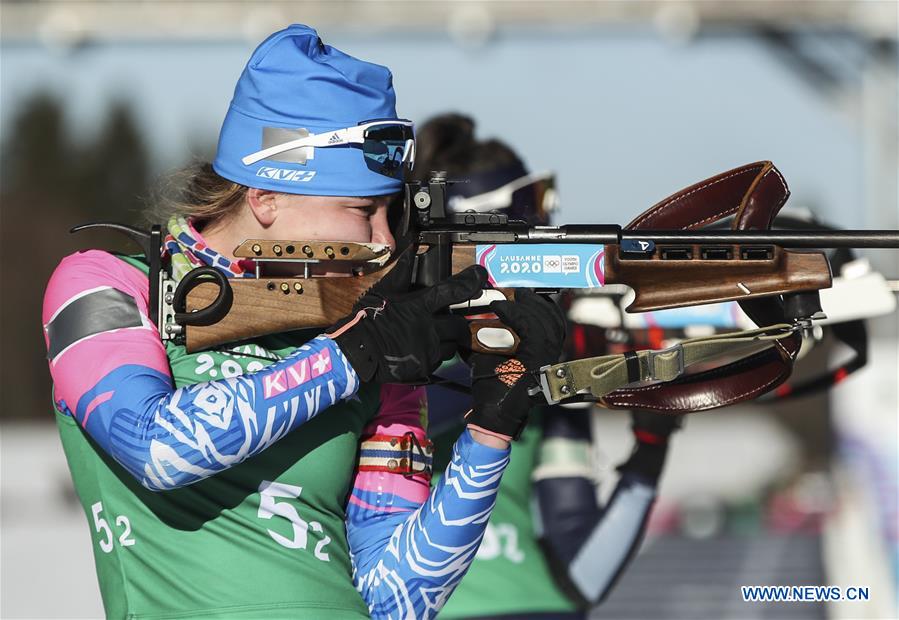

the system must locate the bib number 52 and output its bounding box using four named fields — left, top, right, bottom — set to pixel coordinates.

left=257, top=480, right=331, bottom=561
left=90, top=501, right=135, bottom=553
